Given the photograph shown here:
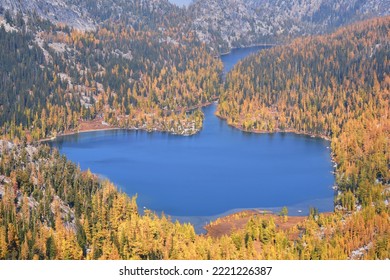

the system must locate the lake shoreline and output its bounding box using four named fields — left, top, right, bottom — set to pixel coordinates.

left=203, top=209, right=333, bottom=238
left=39, top=100, right=218, bottom=143
left=219, top=43, right=277, bottom=56
left=43, top=103, right=333, bottom=144
left=214, top=112, right=332, bottom=142
left=48, top=46, right=336, bottom=234
left=214, top=111, right=338, bottom=173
